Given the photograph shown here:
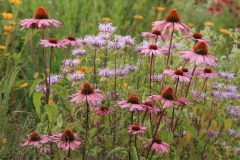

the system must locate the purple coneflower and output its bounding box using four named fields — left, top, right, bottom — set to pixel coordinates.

left=93, top=106, right=115, bottom=116
left=152, top=9, right=190, bottom=35
left=128, top=123, right=147, bottom=135
left=185, top=32, right=211, bottom=45
left=69, top=82, right=105, bottom=106
left=180, top=41, right=218, bottom=66
left=142, top=30, right=170, bottom=41
left=19, top=6, right=62, bottom=30
left=142, top=101, right=160, bottom=115
left=135, top=41, right=151, bottom=52
left=163, top=69, right=190, bottom=82
left=51, top=129, right=81, bottom=151
left=40, top=38, right=66, bottom=48
left=59, top=36, right=82, bottom=46
left=116, top=93, right=145, bottom=111
left=146, top=86, right=189, bottom=109
left=145, top=137, right=170, bottom=153
left=195, top=68, right=219, bottom=78
left=140, top=44, right=168, bottom=56
left=22, top=131, right=49, bottom=147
